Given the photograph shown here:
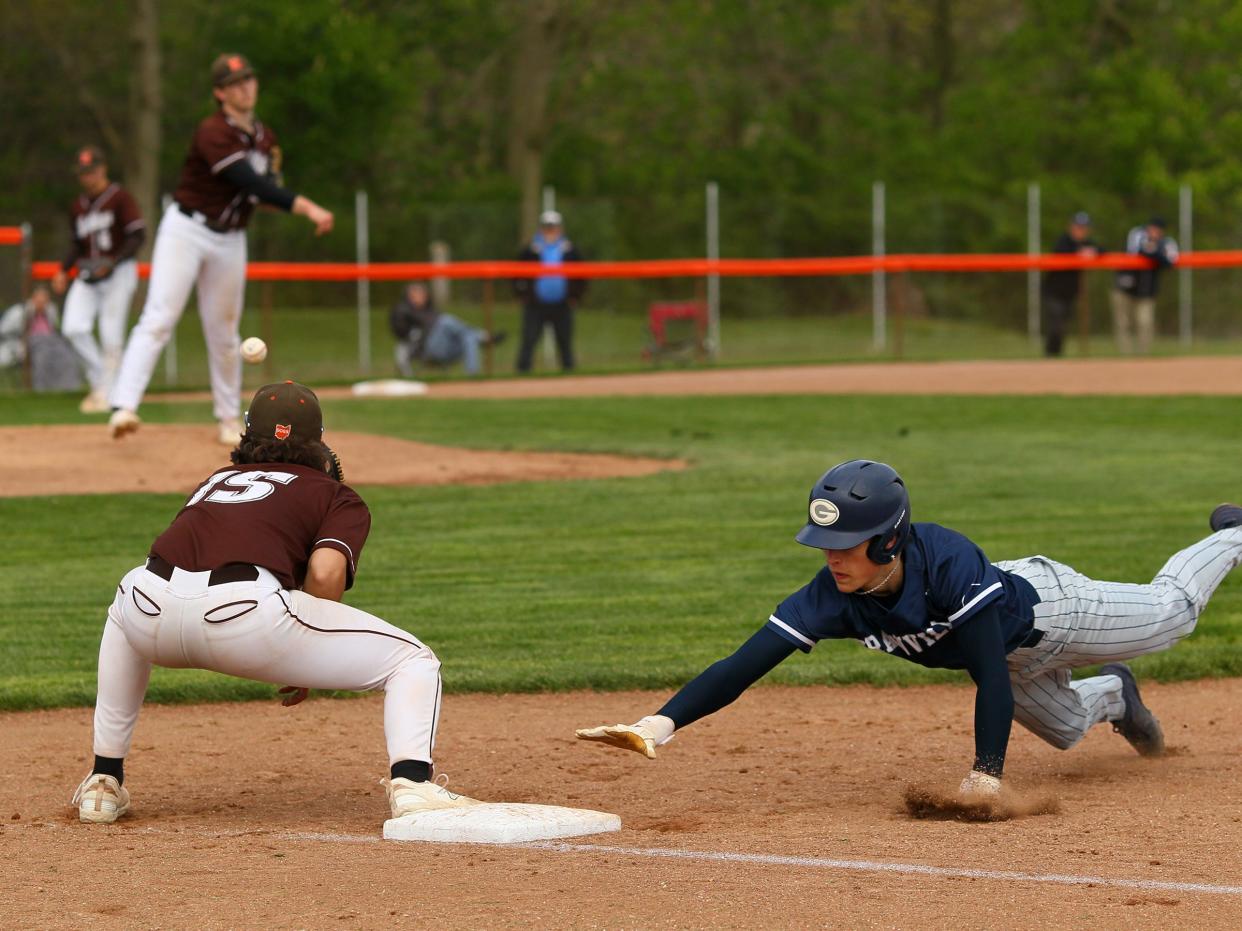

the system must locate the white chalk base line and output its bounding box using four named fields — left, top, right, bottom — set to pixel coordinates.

left=24, top=823, right=1242, bottom=897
